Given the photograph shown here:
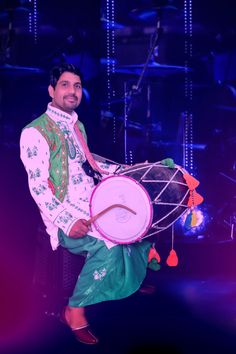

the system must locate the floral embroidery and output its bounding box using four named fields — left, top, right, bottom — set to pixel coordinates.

left=45, top=198, right=60, bottom=211
left=78, top=197, right=89, bottom=203
left=87, top=178, right=94, bottom=187
left=65, top=197, right=90, bottom=216
left=58, top=211, right=73, bottom=224
left=47, top=106, right=71, bottom=120
left=72, top=174, right=83, bottom=185
left=29, top=168, right=41, bottom=180
left=66, top=138, right=76, bottom=159
left=93, top=268, right=107, bottom=280
left=56, top=121, right=77, bottom=160
left=100, top=162, right=111, bottom=170
left=26, top=146, right=38, bottom=158
left=76, top=148, right=86, bottom=162
left=32, top=184, right=46, bottom=195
